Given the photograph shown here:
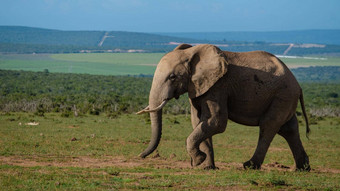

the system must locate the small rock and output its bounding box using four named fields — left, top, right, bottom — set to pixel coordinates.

left=40, top=133, right=44, bottom=136
left=71, top=137, right=77, bottom=141
left=25, top=122, right=39, bottom=126
left=169, top=153, right=176, bottom=159
left=250, top=180, right=259, bottom=185
left=152, top=151, right=161, bottom=158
